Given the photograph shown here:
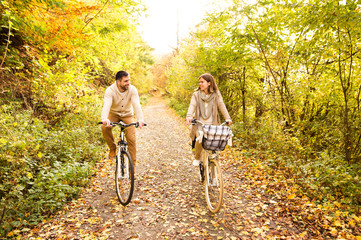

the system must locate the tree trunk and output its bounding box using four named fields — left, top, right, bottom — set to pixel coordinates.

left=241, top=66, right=247, bottom=129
